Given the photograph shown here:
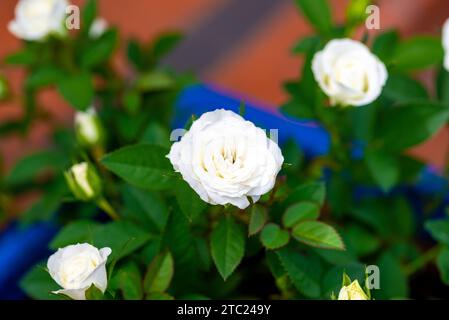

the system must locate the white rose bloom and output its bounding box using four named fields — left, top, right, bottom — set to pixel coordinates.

left=167, top=109, right=284, bottom=209
left=312, top=38, right=388, bottom=107
left=443, top=18, right=449, bottom=71
left=47, top=243, right=111, bottom=300
left=8, top=0, right=69, bottom=41
left=89, top=18, right=108, bottom=38
left=338, top=280, right=369, bottom=300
